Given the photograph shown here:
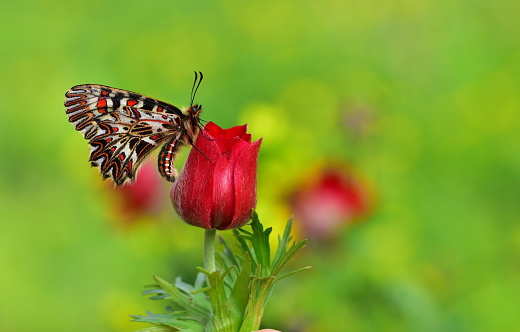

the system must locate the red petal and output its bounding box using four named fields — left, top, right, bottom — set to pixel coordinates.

left=213, top=135, right=250, bottom=155
left=241, top=133, right=252, bottom=143
left=204, top=122, right=249, bottom=140
left=221, top=138, right=262, bottom=230
left=203, top=122, right=223, bottom=137
left=222, top=124, right=248, bottom=139
left=170, top=133, right=220, bottom=229
left=210, top=137, right=251, bottom=229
